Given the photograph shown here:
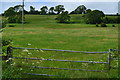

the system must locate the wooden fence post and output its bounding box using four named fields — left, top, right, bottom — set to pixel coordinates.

left=108, top=49, right=111, bottom=71
left=6, top=46, right=13, bottom=65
